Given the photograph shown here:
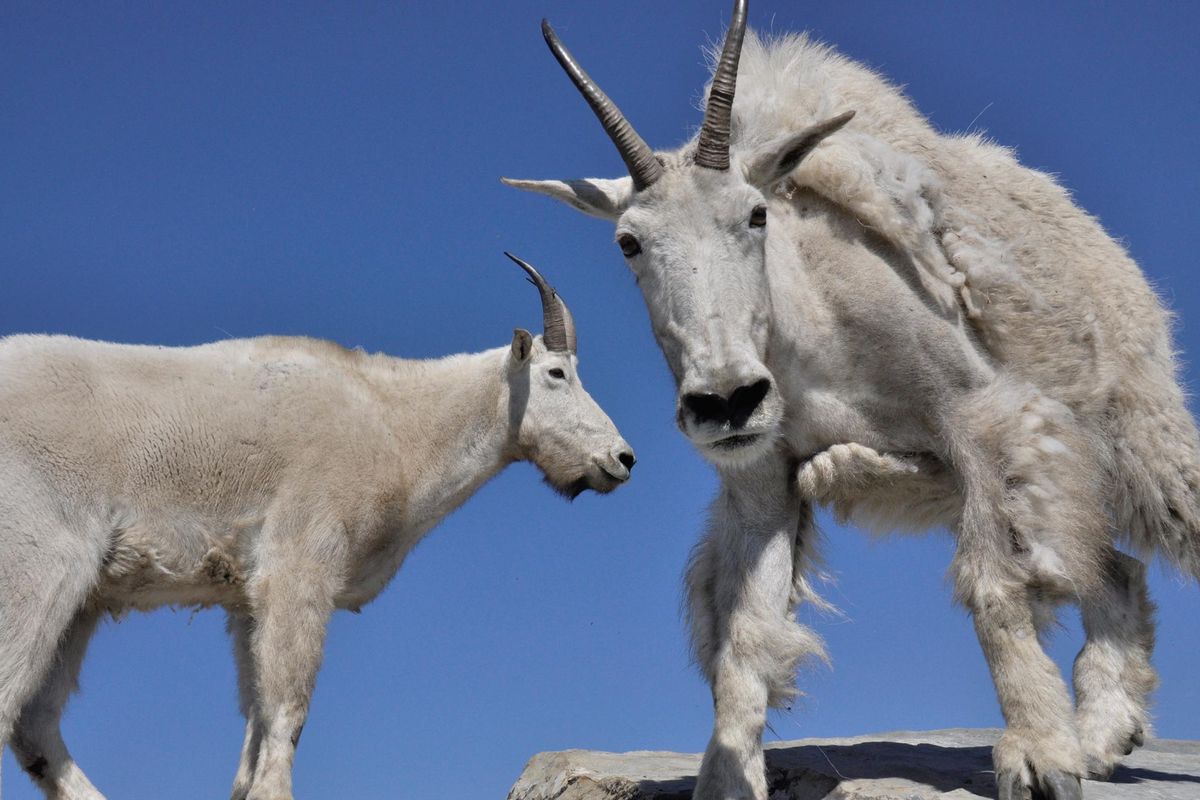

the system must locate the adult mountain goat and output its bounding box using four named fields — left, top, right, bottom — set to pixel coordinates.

left=506, top=2, right=1199, bottom=799
left=0, top=254, right=634, bottom=800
